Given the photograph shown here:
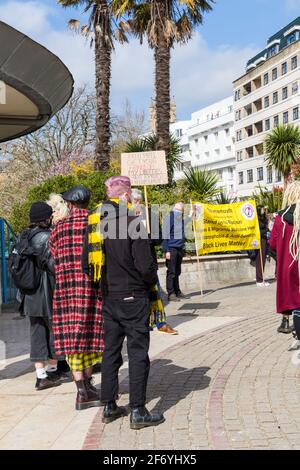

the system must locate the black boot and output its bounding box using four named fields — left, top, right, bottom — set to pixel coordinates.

left=102, top=401, right=127, bottom=424
left=130, top=406, right=165, bottom=430
left=277, top=317, right=293, bottom=334
left=75, top=379, right=101, bottom=411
